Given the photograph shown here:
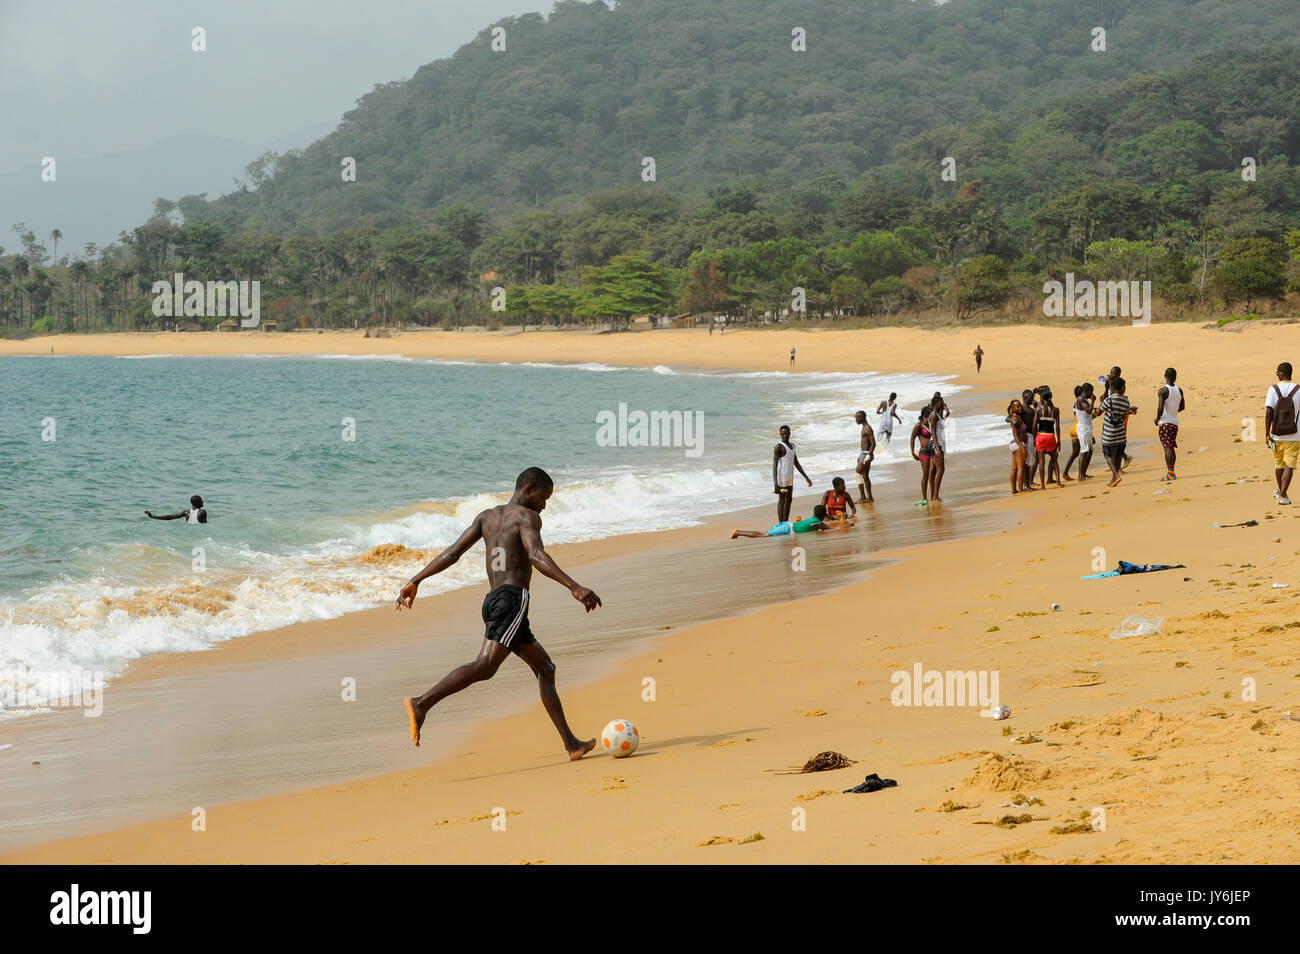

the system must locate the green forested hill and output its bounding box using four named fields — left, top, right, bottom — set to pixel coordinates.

left=6, top=0, right=1300, bottom=334
left=180, top=0, right=1300, bottom=234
